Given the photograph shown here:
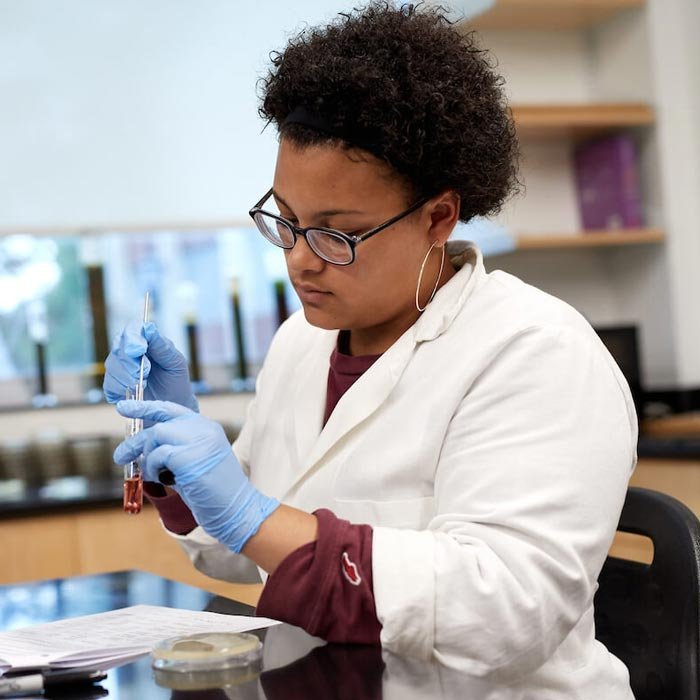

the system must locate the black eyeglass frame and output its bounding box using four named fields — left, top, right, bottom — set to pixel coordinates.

left=248, top=188, right=430, bottom=266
